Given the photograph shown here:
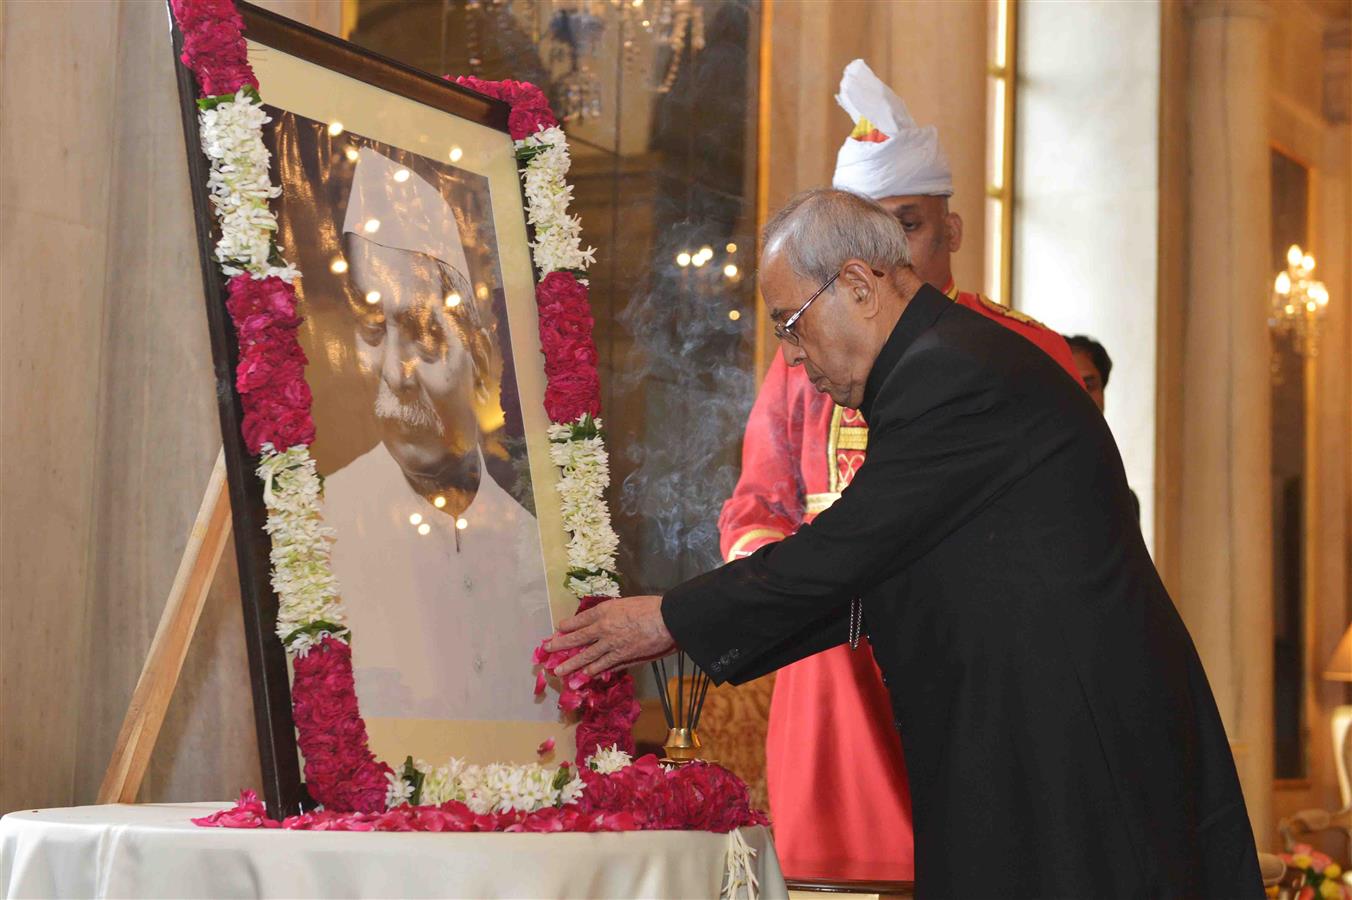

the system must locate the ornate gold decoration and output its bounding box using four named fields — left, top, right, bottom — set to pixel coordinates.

left=836, top=426, right=868, bottom=450
left=726, top=527, right=787, bottom=561
left=977, top=293, right=1048, bottom=328
left=827, top=405, right=846, bottom=494
left=805, top=492, right=842, bottom=516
